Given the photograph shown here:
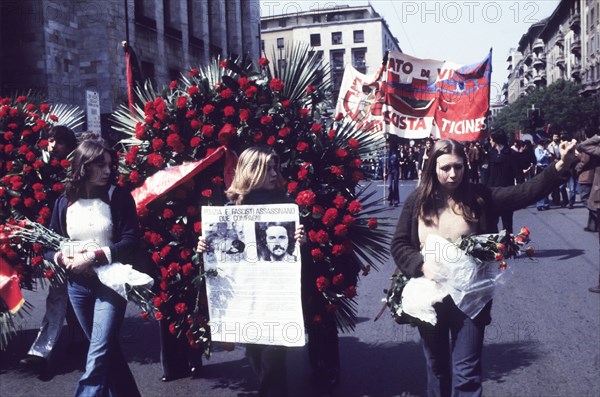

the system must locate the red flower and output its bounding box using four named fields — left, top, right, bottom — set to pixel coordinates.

left=152, top=138, right=164, bottom=151
left=155, top=311, right=164, bottom=320
left=175, top=302, right=188, bottom=314
left=177, top=96, right=188, bottom=109
left=190, top=119, right=201, bottom=129
left=238, top=77, right=250, bottom=89
left=160, top=245, right=172, bottom=257
left=220, top=88, right=233, bottom=99
left=39, top=207, right=51, bottom=219
left=40, top=103, right=50, bottom=113
left=34, top=191, right=46, bottom=201
left=296, top=141, right=309, bottom=152
left=147, top=153, right=165, bottom=168
left=169, top=80, right=177, bottom=89
left=281, top=100, right=290, bottom=108
left=188, top=68, right=199, bottom=76
left=168, top=262, right=181, bottom=276
left=203, top=104, right=215, bottom=114
left=245, top=86, right=258, bottom=98
left=261, top=115, right=273, bottom=125
left=258, top=57, right=270, bottom=67
left=312, top=205, right=324, bottom=217
left=298, top=168, right=309, bottom=180
left=311, top=123, right=322, bottom=134
left=186, top=110, right=196, bottom=119
left=202, top=125, right=214, bottom=137
left=520, top=227, right=530, bottom=237
left=336, top=148, right=349, bottom=158
left=311, top=248, right=325, bottom=261
left=322, top=208, right=338, bottom=227
left=348, top=139, right=360, bottom=150
left=150, top=233, right=163, bottom=247
left=347, top=200, right=363, bottom=214
left=171, top=224, right=185, bottom=235
left=60, top=159, right=71, bottom=168
left=49, top=114, right=59, bottom=122
left=16, top=95, right=27, bottom=102
left=496, top=243, right=506, bottom=251
left=367, top=218, right=378, bottom=229
left=220, top=60, right=228, bottom=68
left=212, top=176, right=224, bottom=185
left=223, top=106, right=236, bottom=117
left=495, top=253, right=504, bottom=261
left=306, top=85, right=316, bottom=94
left=270, top=78, right=284, bottom=91
left=24, top=198, right=36, bottom=208
left=330, top=166, right=343, bottom=177
left=188, top=85, right=199, bottom=96
left=201, top=189, right=213, bottom=198
left=344, top=286, right=357, bottom=298
left=342, top=215, right=356, bottom=226
left=44, top=269, right=55, bottom=279
left=314, top=230, right=330, bottom=245
left=4, top=131, right=14, bottom=140
left=278, top=127, right=291, bottom=137
left=31, top=256, right=43, bottom=267
left=316, top=276, right=330, bottom=292
left=194, top=222, right=202, bottom=233
left=334, top=224, right=348, bottom=237
left=266, top=135, right=275, bottom=145
left=295, top=190, right=316, bottom=206
left=163, top=208, right=175, bottom=219
left=526, top=247, right=535, bottom=257
left=190, top=137, right=202, bottom=148
left=332, top=244, right=346, bottom=256
left=287, top=181, right=298, bottom=194
left=332, top=273, right=344, bottom=286
left=182, top=262, right=194, bottom=276
left=299, top=108, right=309, bottom=118
left=239, top=108, right=251, bottom=122
left=332, top=195, right=347, bottom=209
